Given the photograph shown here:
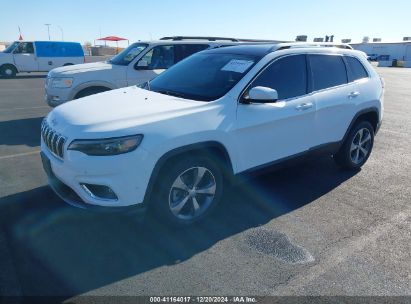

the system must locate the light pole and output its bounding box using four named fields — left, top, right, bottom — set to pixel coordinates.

left=45, top=24, right=51, bottom=40
left=57, top=25, right=64, bottom=41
